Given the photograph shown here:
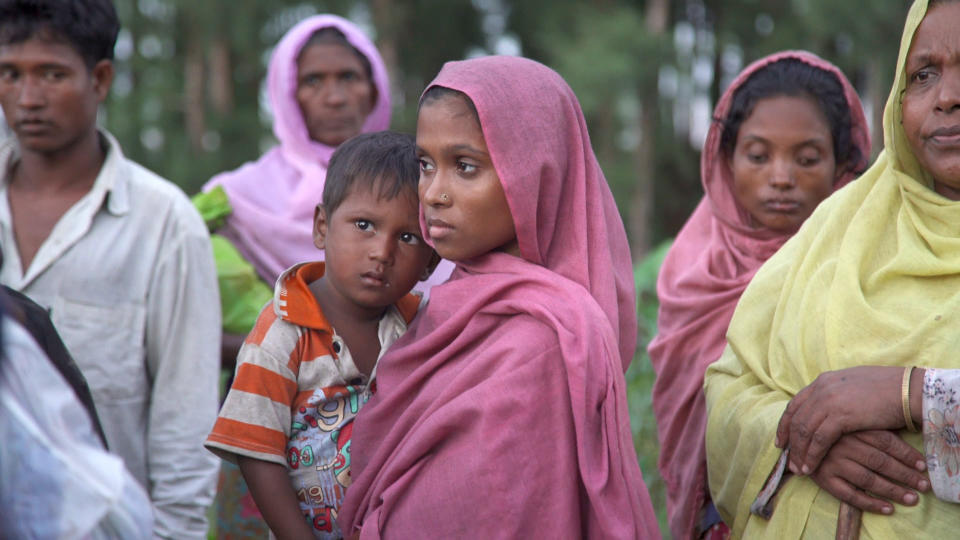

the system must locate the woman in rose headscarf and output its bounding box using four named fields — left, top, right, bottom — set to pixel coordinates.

left=192, top=15, right=451, bottom=536
left=338, top=56, right=660, bottom=538
left=705, top=0, right=960, bottom=537
left=647, top=52, right=871, bottom=539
